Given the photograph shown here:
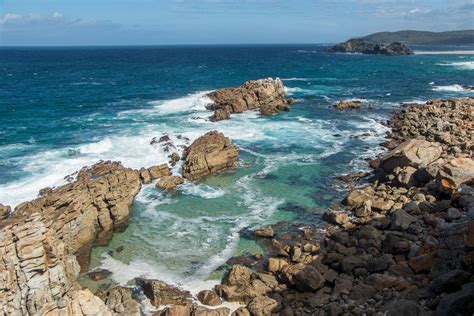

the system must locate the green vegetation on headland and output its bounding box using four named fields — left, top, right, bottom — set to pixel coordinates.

left=361, top=30, right=474, bottom=45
